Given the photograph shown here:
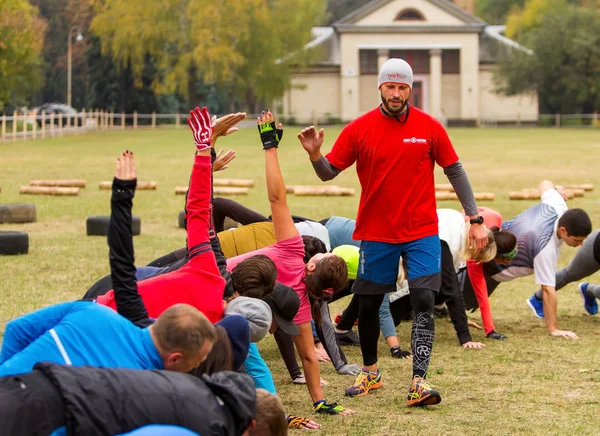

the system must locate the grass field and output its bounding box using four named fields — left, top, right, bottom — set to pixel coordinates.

left=1, top=126, right=600, bottom=435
